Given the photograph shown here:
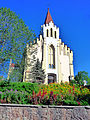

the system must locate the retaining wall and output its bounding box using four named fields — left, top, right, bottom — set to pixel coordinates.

left=0, top=104, right=90, bottom=120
